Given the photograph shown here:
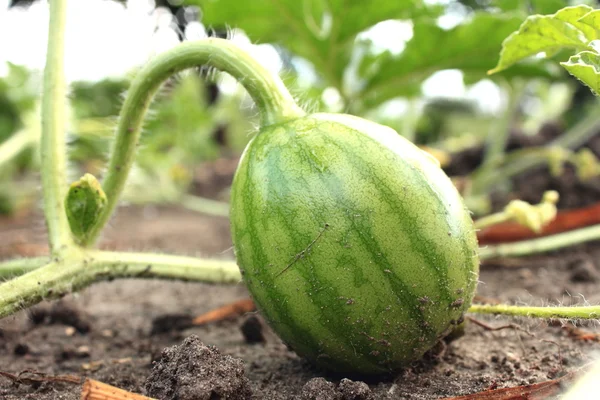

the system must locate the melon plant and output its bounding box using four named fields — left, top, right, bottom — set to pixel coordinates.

left=3, top=0, right=600, bottom=380
left=230, top=113, right=479, bottom=374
